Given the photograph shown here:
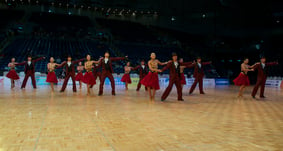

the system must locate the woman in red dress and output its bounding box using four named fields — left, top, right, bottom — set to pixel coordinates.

left=6, top=58, right=20, bottom=88
left=83, top=54, right=102, bottom=95
left=233, top=58, right=255, bottom=97
left=141, top=52, right=167, bottom=100
left=46, top=57, right=62, bottom=92
left=179, top=58, right=187, bottom=88
left=75, top=62, right=84, bottom=89
left=121, top=62, right=134, bottom=90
